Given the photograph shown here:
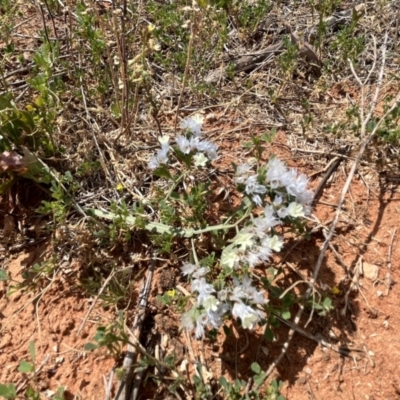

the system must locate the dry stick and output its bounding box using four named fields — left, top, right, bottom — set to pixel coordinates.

left=36, top=1, right=53, bottom=52
left=174, top=11, right=195, bottom=132
left=115, top=254, right=156, bottom=400
left=254, top=32, right=400, bottom=391
left=105, top=369, right=114, bottom=400
left=112, top=6, right=129, bottom=137
left=76, top=269, right=116, bottom=336
left=385, top=228, right=397, bottom=295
